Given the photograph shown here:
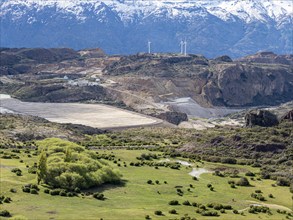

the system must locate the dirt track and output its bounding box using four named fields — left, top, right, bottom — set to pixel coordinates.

left=0, top=95, right=162, bottom=129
